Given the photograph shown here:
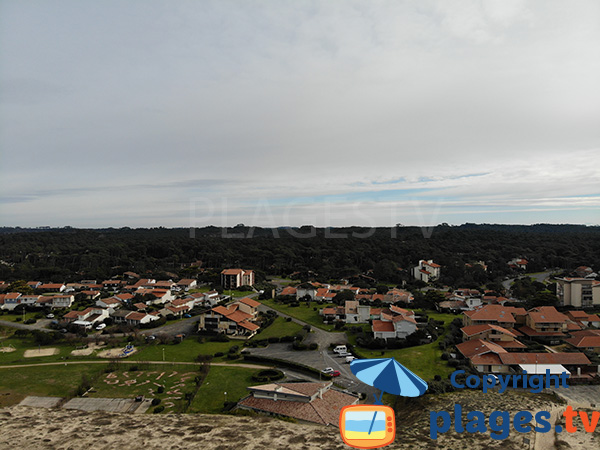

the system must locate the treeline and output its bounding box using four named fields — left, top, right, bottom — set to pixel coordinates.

left=0, top=224, right=599, bottom=286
